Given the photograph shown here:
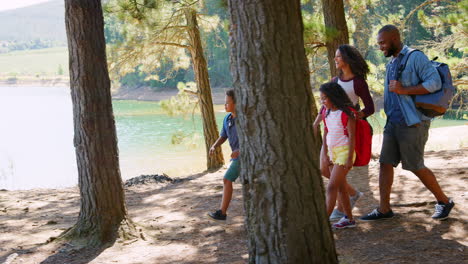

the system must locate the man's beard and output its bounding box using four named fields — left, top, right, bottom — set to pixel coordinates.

left=386, top=43, right=398, bottom=57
